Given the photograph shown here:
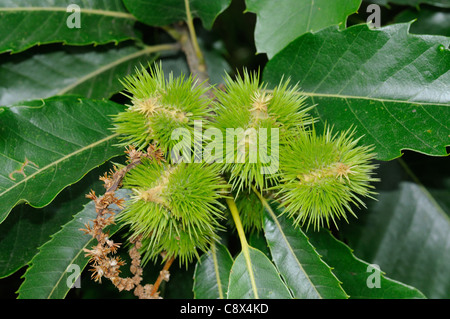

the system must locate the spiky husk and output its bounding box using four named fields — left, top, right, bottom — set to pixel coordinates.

left=211, top=70, right=314, bottom=194
left=112, top=62, right=211, bottom=162
left=117, top=158, right=227, bottom=266
left=275, top=126, right=379, bottom=230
